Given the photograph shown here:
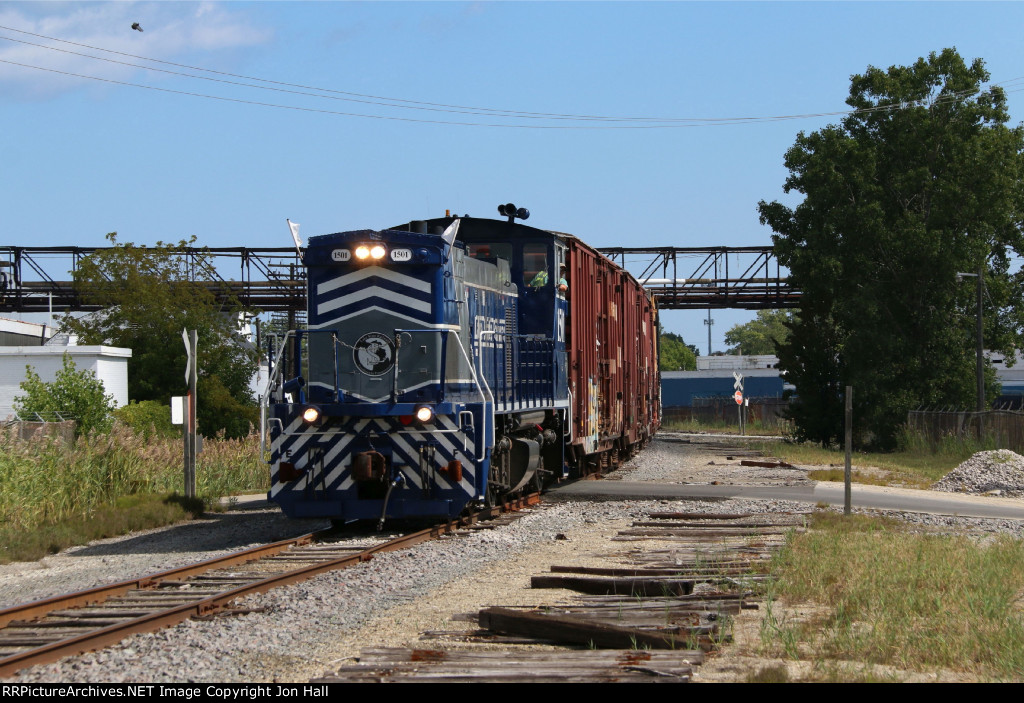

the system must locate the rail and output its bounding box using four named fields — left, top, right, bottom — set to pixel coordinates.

left=0, top=494, right=541, bottom=678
